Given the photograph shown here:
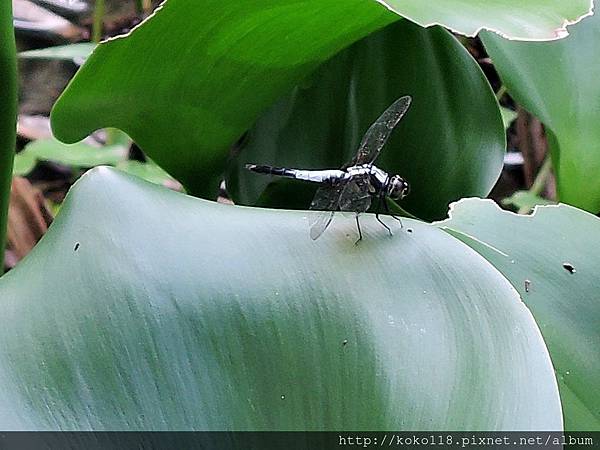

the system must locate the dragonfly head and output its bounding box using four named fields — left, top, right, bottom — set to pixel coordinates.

left=387, top=175, right=410, bottom=200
